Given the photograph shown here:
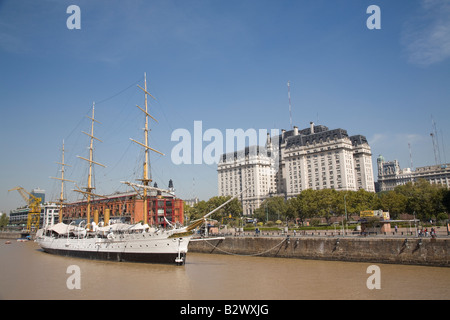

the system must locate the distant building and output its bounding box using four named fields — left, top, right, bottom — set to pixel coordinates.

left=377, top=155, right=450, bottom=191
left=218, top=123, right=375, bottom=215
left=9, top=203, right=59, bottom=227
left=31, top=188, right=45, bottom=204
left=184, top=197, right=199, bottom=207
left=8, top=188, right=58, bottom=227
